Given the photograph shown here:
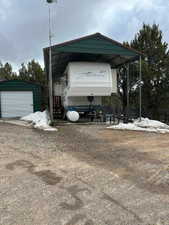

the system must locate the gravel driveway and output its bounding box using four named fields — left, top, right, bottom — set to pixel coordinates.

left=0, top=122, right=169, bottom=225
